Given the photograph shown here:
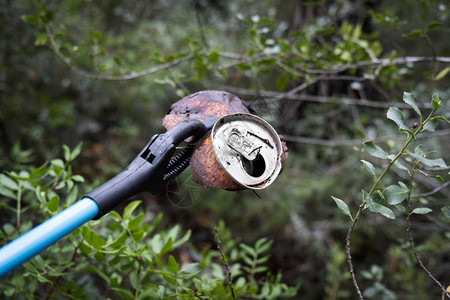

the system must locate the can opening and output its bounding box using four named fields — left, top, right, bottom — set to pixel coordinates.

left=241, top=153, right=266, bottom=177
